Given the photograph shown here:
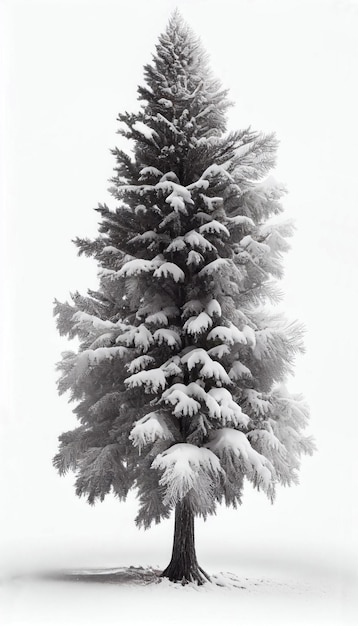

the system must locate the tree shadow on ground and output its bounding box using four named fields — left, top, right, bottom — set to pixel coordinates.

left=38, top=567, right=250, bottom=589
left=41, top=566, right=162, bottom=585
